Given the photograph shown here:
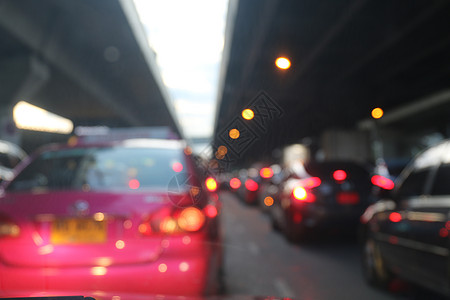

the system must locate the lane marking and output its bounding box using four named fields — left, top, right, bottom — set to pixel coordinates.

left=274, top=278, right=296, bottom=298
